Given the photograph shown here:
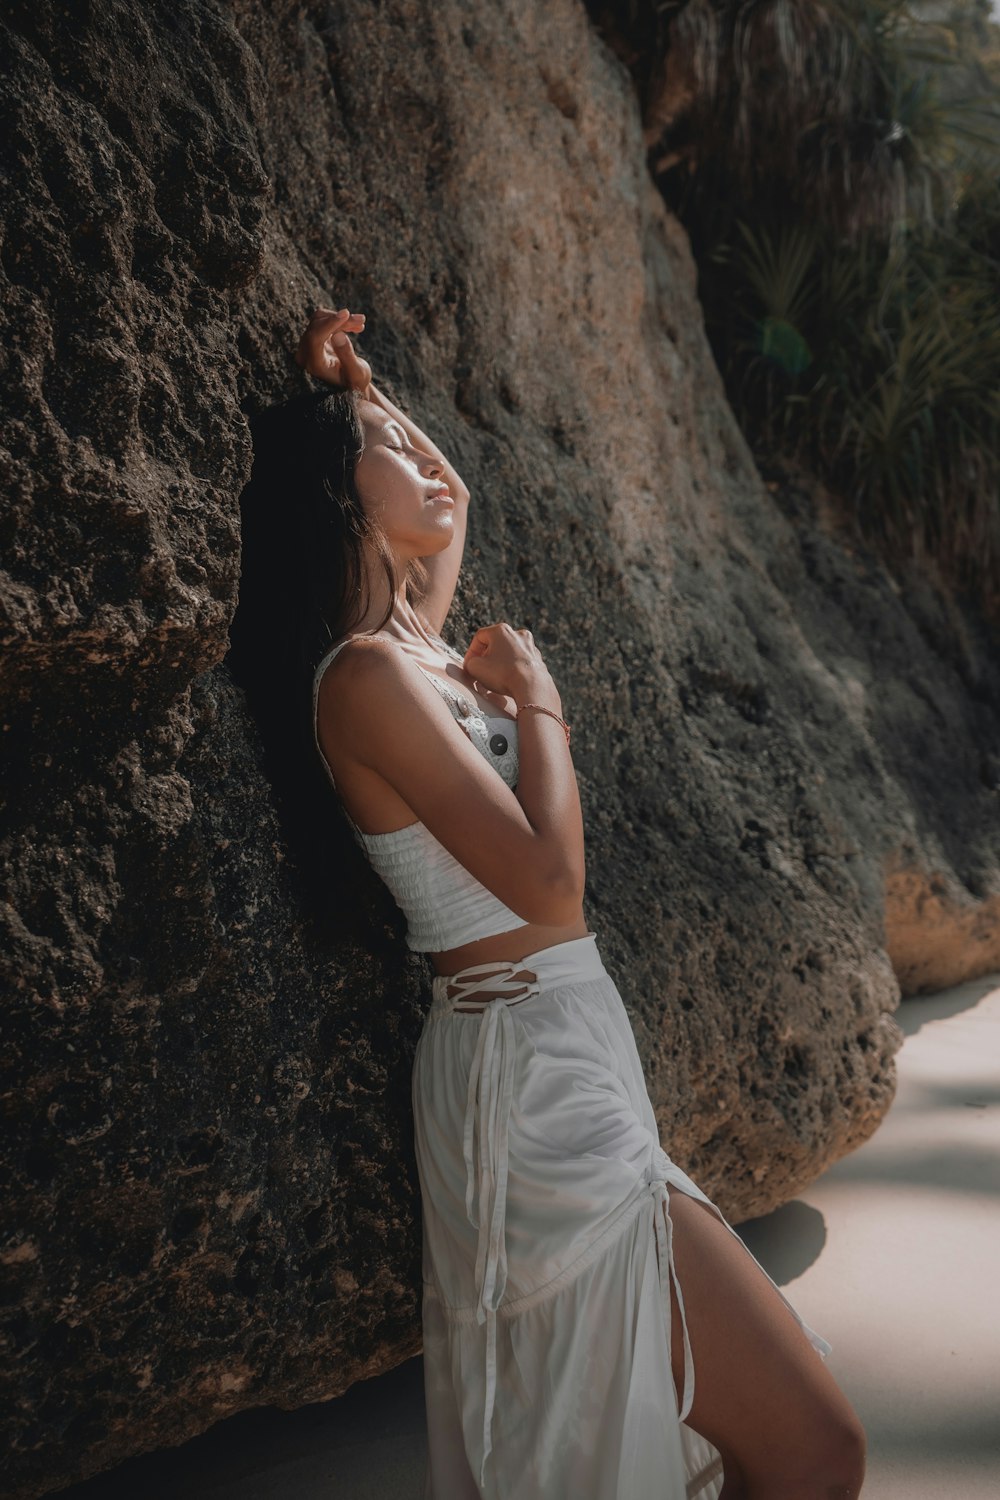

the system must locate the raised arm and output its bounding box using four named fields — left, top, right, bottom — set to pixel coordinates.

left=295, top=305, right=471, bottom=635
